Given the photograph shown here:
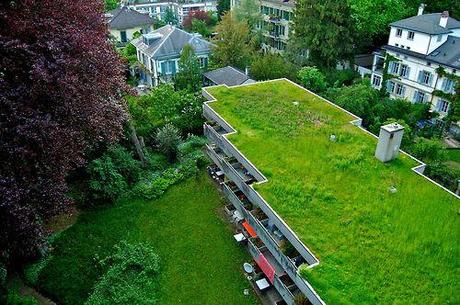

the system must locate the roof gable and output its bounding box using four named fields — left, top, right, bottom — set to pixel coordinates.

left=107, top=6, right=154, bottom=30
left=390, top=13, right=460, bottom=35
